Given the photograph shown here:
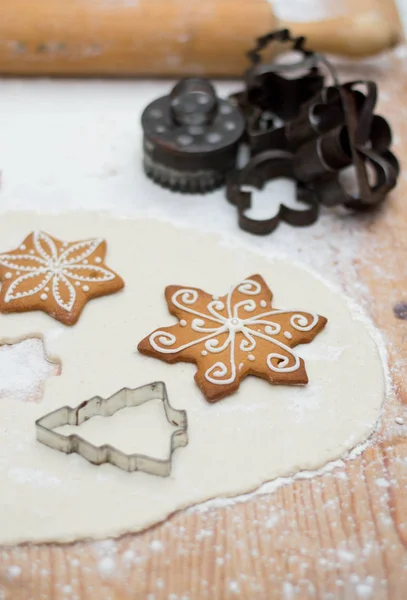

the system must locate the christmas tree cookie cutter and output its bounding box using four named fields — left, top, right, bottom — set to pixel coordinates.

left=35, top=382, right=188, bottom=476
